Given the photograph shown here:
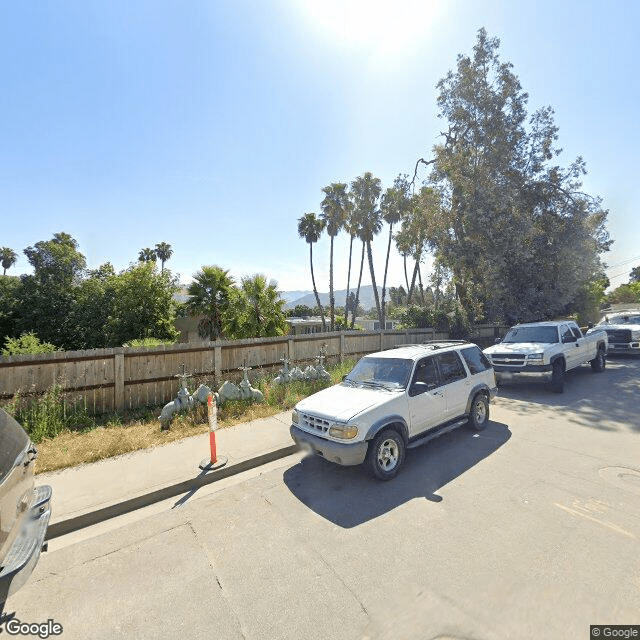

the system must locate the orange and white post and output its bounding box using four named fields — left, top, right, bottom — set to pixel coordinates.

left=207, top=393, right=218, bottom=463
left=199, top=393, right=227, bottom=470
